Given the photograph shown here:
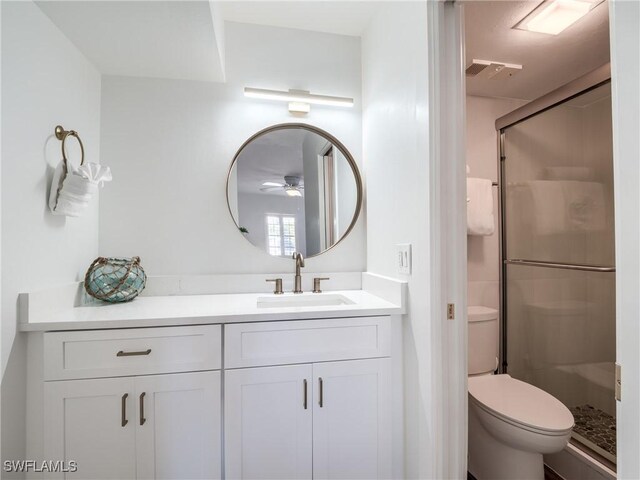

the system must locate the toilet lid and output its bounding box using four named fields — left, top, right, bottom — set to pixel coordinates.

left=469, top=374, right=574, bottom=433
